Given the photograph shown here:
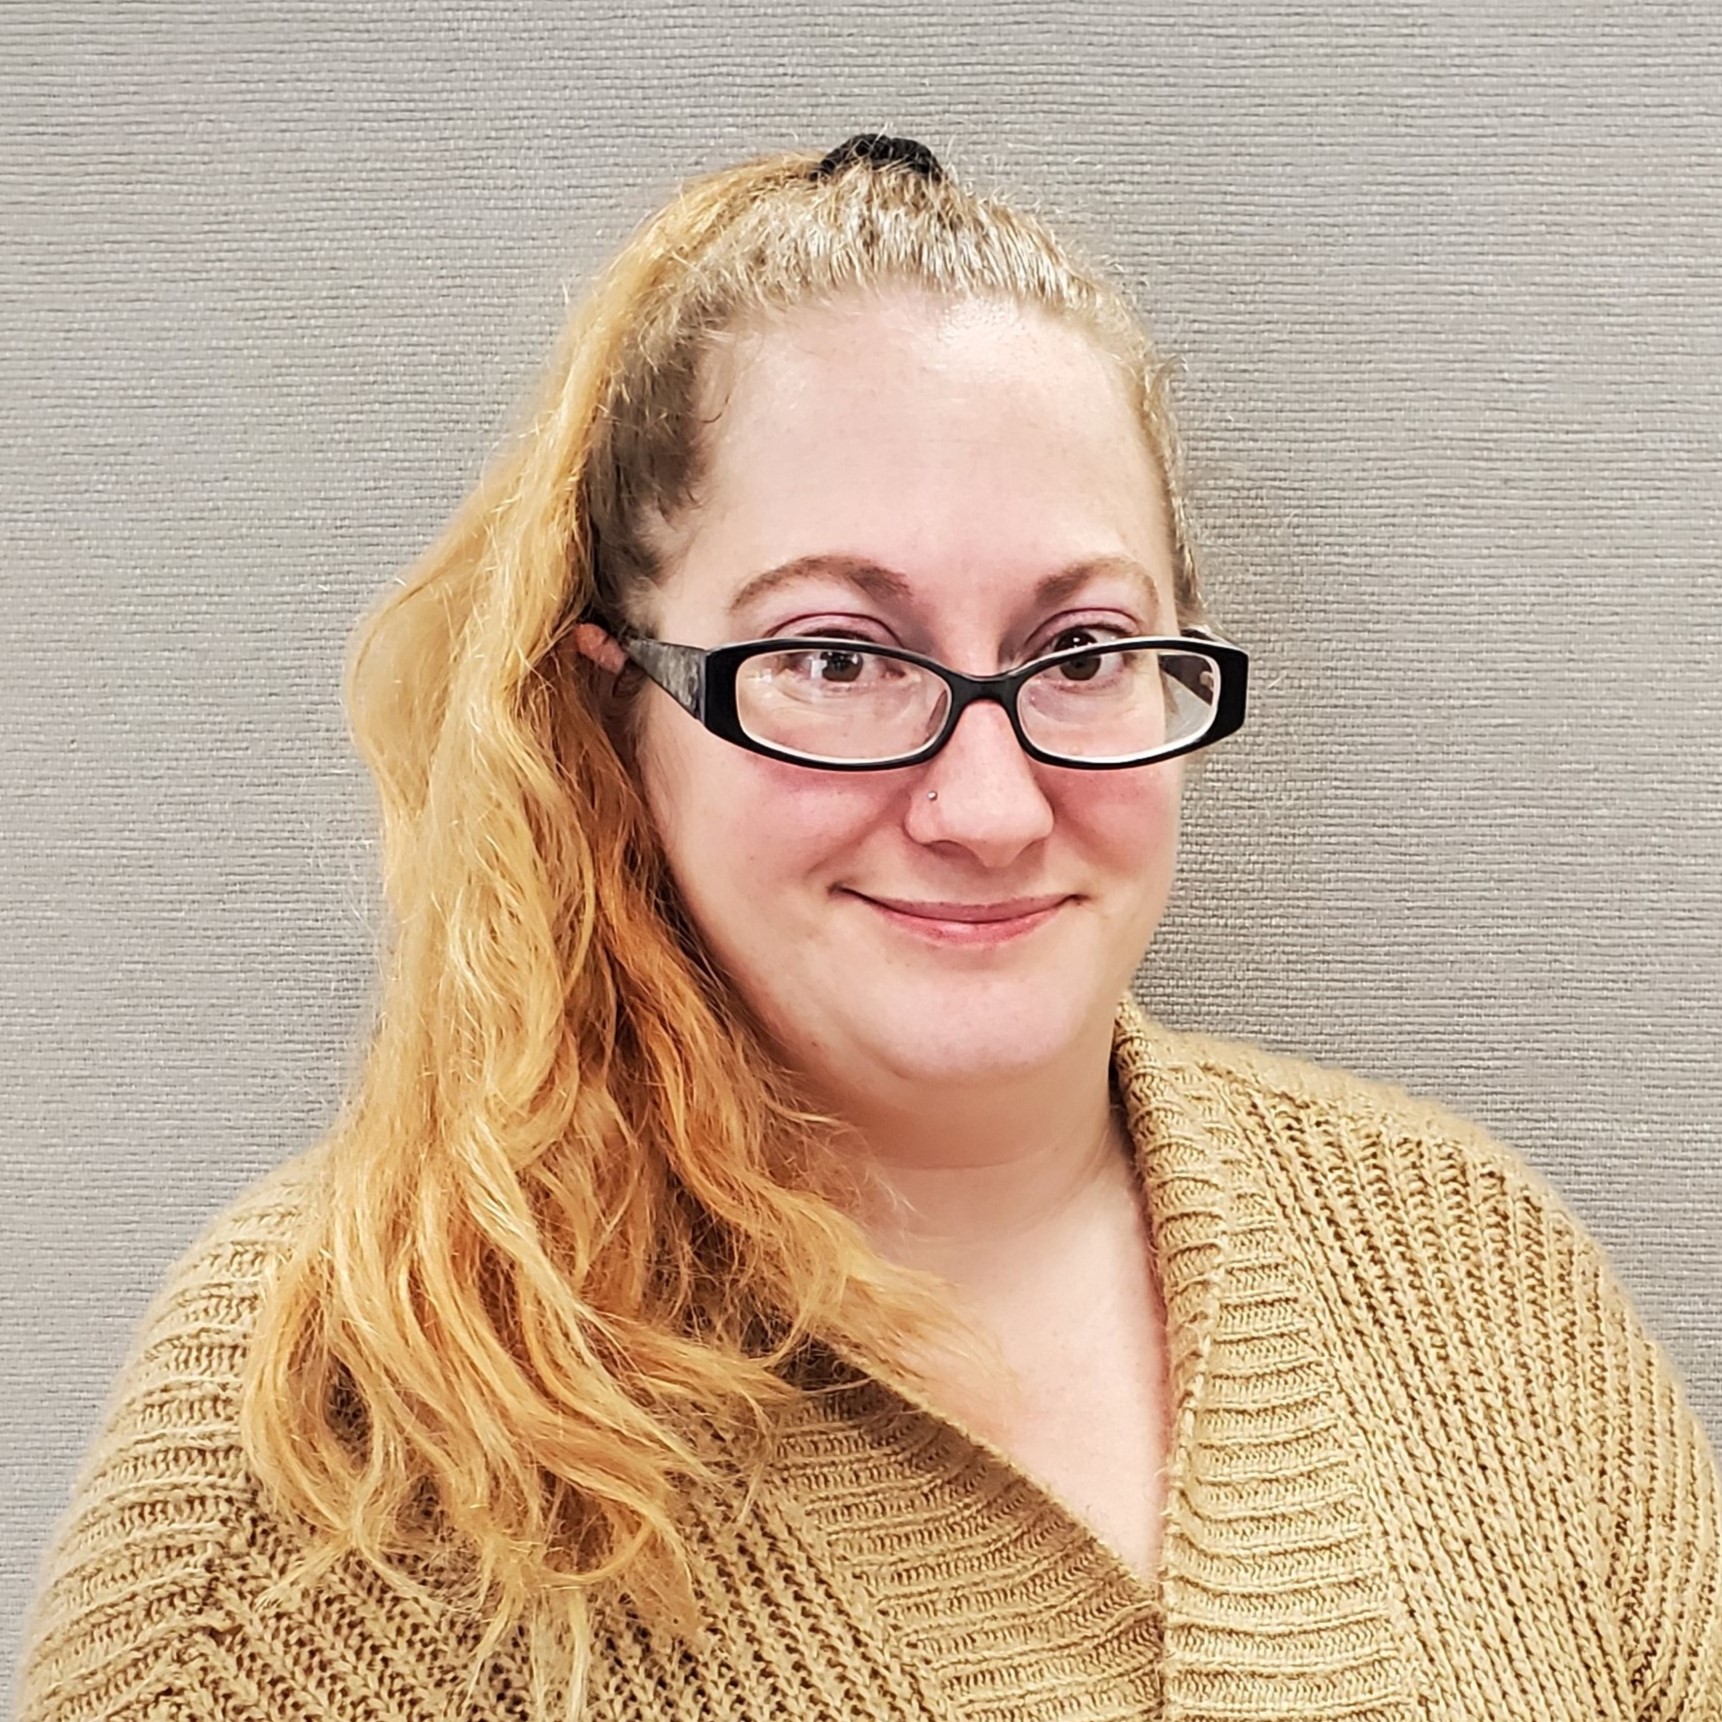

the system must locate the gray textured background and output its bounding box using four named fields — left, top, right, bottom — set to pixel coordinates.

left=5, top=0, right=1720, bottom=1694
